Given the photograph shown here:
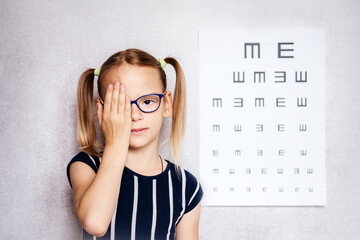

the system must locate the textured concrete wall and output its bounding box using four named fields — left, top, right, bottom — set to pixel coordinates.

left=1, top=0, right=359, bottom=239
